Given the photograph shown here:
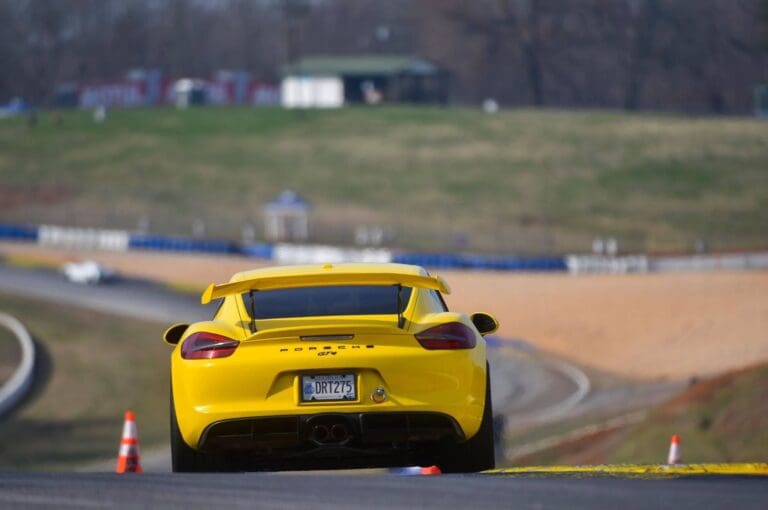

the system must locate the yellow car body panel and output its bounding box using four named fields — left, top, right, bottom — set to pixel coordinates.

left=167, top=263, right=495, bottom=471
left=172, top=330, right=487, bottom=449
